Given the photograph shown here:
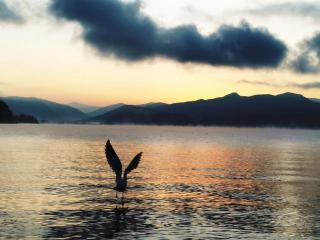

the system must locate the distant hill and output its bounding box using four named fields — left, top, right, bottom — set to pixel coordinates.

left=139, top=102, right=167, bottom=108
left=68, top=102, right=100, bottom=113
left=87, top=103, right=125, bottom=117
left=1, top=97, right=86, bottom=123
left=0, top=100, right=38, bottom=123
left=84, top=92, right=320, bottom=128
left=87, top=102, right=167, bottom=117
left=0, top=100, right=15, bottom=123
